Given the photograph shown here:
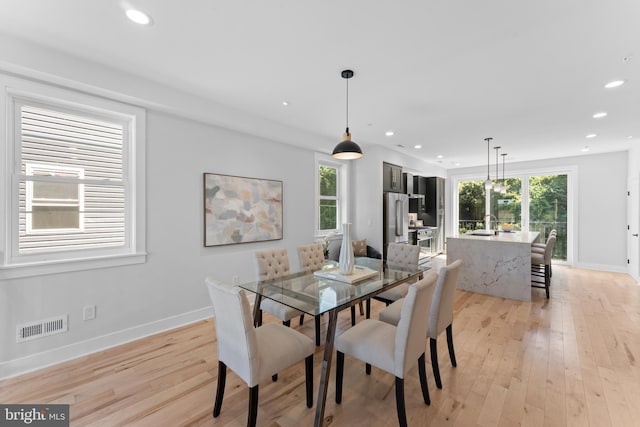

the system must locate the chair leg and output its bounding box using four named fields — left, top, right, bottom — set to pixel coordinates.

left=430, top=337, right=442, bottom=389
left=358, top=301, right=364, bottom=315
left=395, top=377, right=408, bottom=427
left=299, top=314, right=305, bottom=326
left=446, top=324, right=457, bottom=368
left=272, top=374, right=277, bottom=382
left=350, top=306, right=356, bottom=326
left=213, top=361, right=226, bottom=417
left=366, top=299, right=371, bottom=319
left=418, top=353, right=430, bottom=405
left=257, top=309, right=263, bottom=327
left=305, top=354, right=314, bottom=408
left=315, top=315, right=321, bottom=346
left=545, top=265, right=550, bottom=299
left=335, top=351, right=344, bottom=404
left=366, top=363, right=371, bottom=375
left=283, top=320, right=291, bottom=327
left=248, top=385, right=259, bottom=427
